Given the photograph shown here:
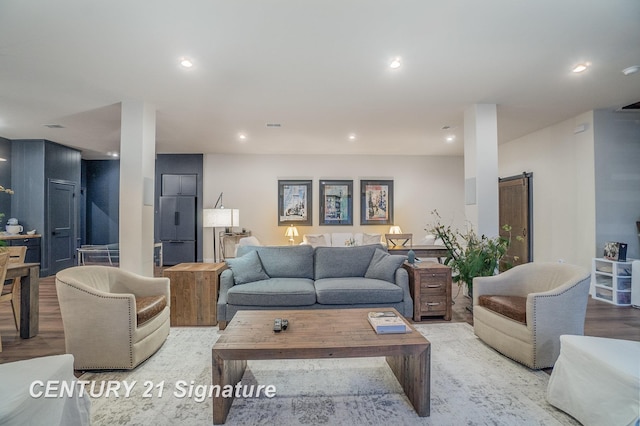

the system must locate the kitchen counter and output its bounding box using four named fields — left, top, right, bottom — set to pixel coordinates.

left=0, top=233, right=41, bottom=240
